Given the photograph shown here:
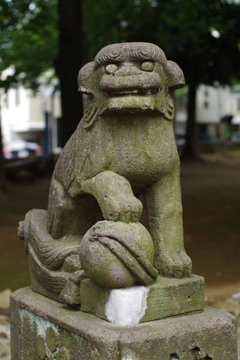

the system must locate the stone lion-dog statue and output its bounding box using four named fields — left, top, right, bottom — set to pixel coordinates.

left=19, top=42, right=192, bottom=305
